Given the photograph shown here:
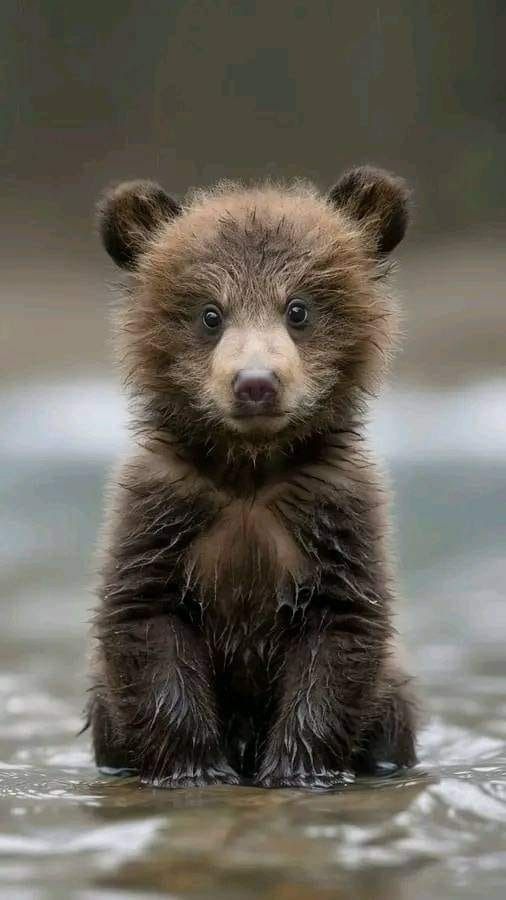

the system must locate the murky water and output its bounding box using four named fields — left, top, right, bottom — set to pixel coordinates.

left=1, top=381, right=505, bottom=899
